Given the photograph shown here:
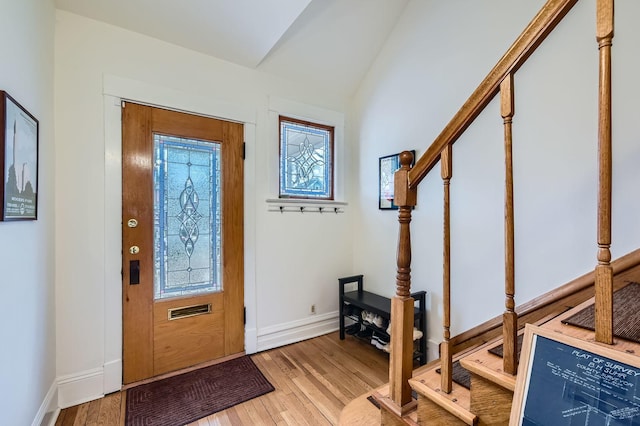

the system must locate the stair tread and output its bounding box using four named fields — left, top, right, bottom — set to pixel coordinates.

left=409, top=369, right=476, bottom=425
left=458, top=354, right=516, bottom=391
